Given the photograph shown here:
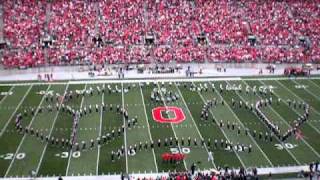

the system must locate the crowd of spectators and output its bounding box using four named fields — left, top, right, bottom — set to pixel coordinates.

left=134, top=166, right=258, bottom=180
left=1, top=0, right=320, bottom=68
